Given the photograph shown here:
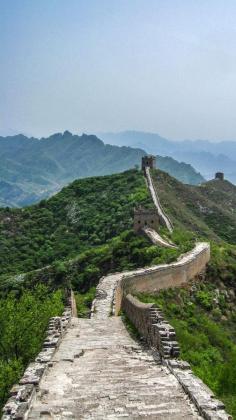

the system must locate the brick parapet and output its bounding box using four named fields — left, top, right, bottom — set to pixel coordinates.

left=122, top=294, right=180, bottom=358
